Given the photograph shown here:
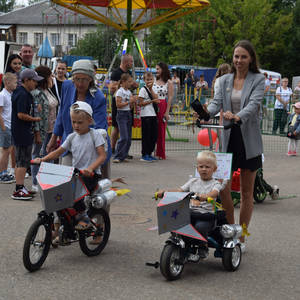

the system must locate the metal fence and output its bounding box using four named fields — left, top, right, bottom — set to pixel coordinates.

left=104, top=89, right=300, bottom=156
